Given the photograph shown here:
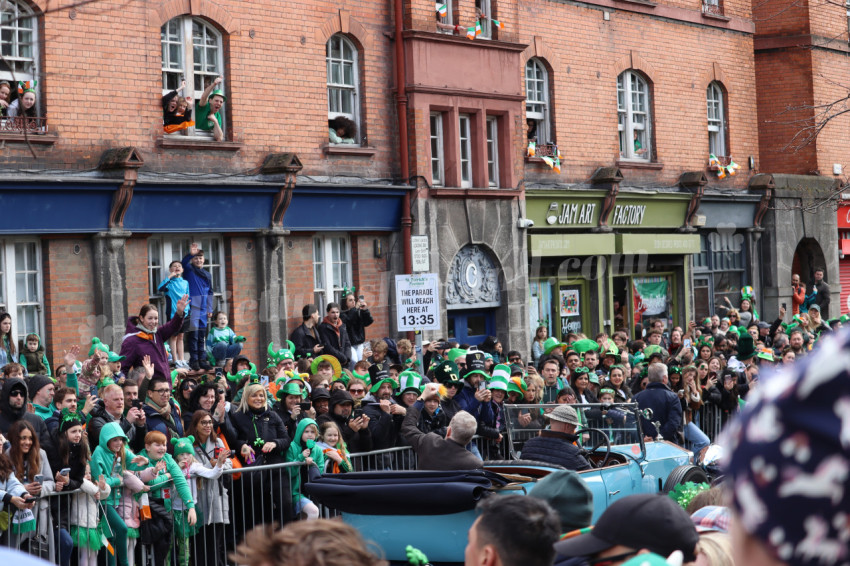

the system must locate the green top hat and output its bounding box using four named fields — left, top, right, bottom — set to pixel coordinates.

left=736, top=334, right=756, bottom=361
left=507, top=376, right=527, bottom=397
left=399, top=370, right=422, bottom=395
left=433, top=360, right=462, bottom=385
left=571, top=339, right=599, bottom=355
left=488, top=374, right=509, bottom=392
